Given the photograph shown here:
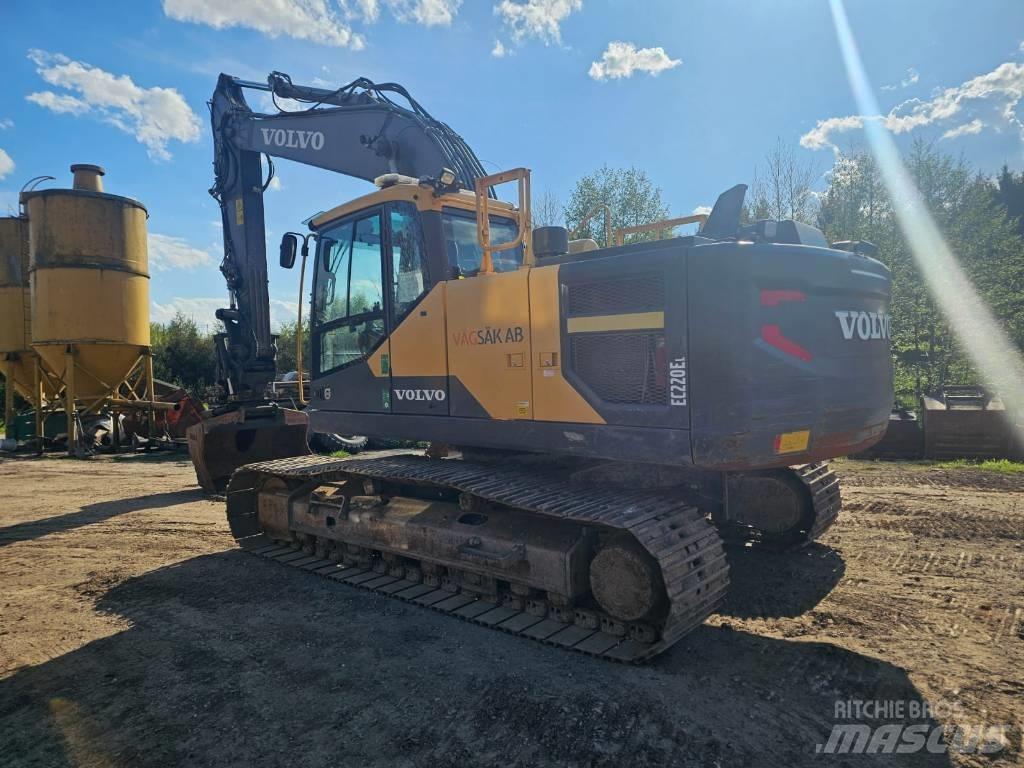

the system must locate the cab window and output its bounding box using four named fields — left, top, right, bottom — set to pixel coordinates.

left=314, top=211, right=385, bottom=373
left=441, top=207, right=522, bottom=277
left=390, top=201, right=427, bottom=319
